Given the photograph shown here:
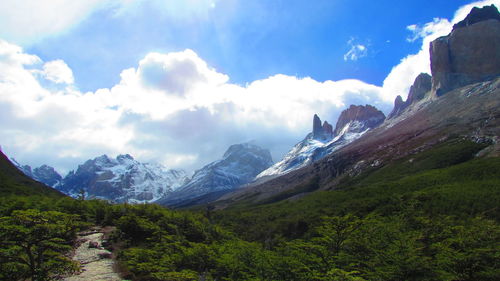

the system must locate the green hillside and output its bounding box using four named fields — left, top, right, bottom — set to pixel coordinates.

left=0, top=151, right=65, bottom=197
left=0, top=139, right=499, bottom=281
